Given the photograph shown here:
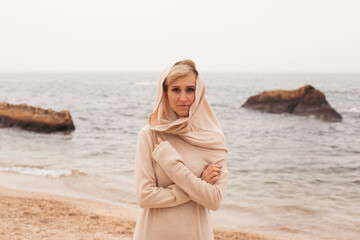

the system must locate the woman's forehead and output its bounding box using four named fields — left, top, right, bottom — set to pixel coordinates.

left=169, top=74, right=197, bottom=87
